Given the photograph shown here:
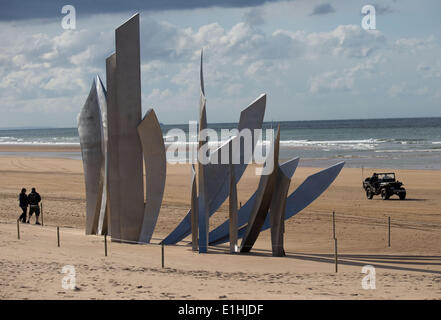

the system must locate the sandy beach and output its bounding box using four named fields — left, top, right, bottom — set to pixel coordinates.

left=1, top=146, right=441, bottom=299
